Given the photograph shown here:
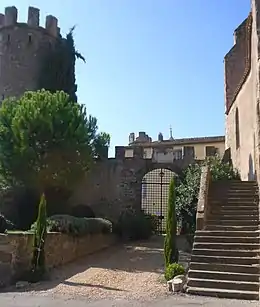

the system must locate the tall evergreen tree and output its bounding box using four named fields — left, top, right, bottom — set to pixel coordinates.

left=164, top=178, right=178, bottom=267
